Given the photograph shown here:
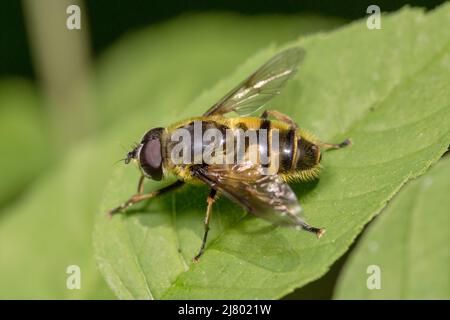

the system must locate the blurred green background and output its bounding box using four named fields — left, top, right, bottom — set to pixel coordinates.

left=0, top=0, right=446, bottom=299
